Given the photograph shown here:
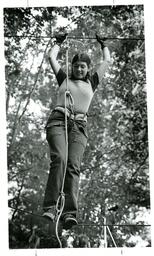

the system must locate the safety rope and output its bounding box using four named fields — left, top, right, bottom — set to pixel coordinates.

left=54, top=37, right=74, bottom=248
left=103, top=215, right=117, bottom=247
left=107, top=225, right=117, bottom=247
